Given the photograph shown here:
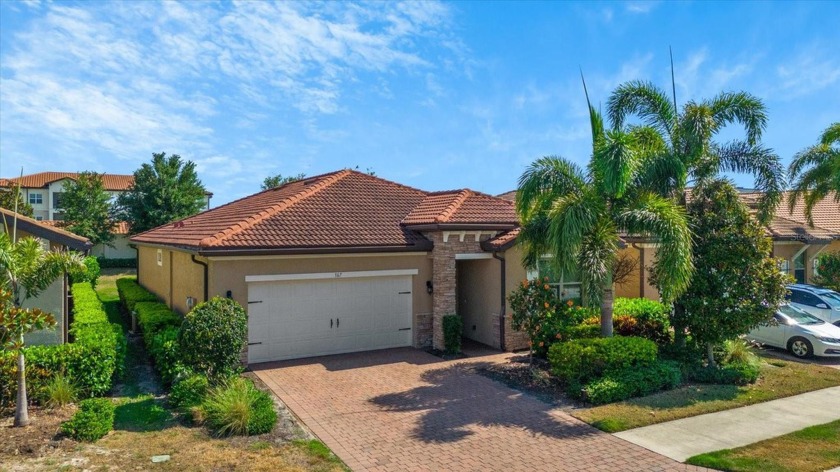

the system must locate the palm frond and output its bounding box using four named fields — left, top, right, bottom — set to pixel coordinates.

left=616, top=192, right=693, bottom=302
left=547, top=190, right=602, bottom=277
left=631, top=152, right=687, bottom=197
left=818, top=122, right=840, bottom=146
left=578, top=217, right=619, bottom=308
left=593, top=129, right=639, bottom=199
left=606, top=80, right=676, bottom=140
left=716, top=140, right=785, bottom=225
left=516, top=156, right=587, bottom=219
left=709, top=91, right=767, bottom=145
